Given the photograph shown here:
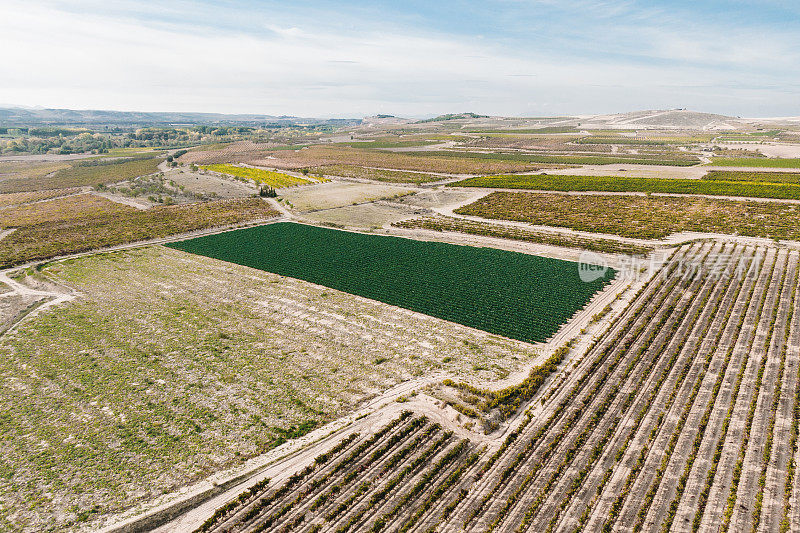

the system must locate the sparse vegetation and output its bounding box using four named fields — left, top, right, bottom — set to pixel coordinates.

left=456, top=191, right=800, bottom=240
left=393, top=215, right=652, bottom=255
left=0, top=197, right=279, bottom=267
